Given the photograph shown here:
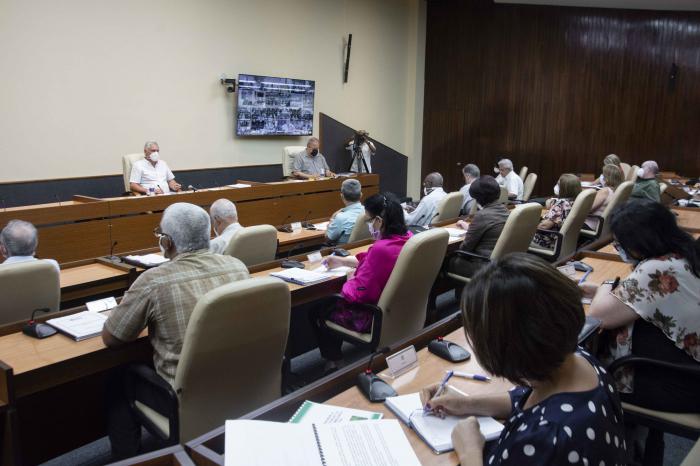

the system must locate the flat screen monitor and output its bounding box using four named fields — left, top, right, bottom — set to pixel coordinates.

left=236, top=74, right=315, bottom=136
